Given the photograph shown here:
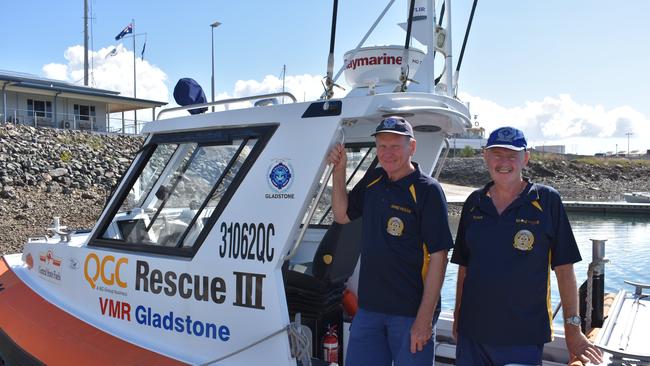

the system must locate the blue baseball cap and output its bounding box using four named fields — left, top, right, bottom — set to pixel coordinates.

left=371, top=116, right=414, bottom=138
left=486, top=126, right=527, bottom=151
